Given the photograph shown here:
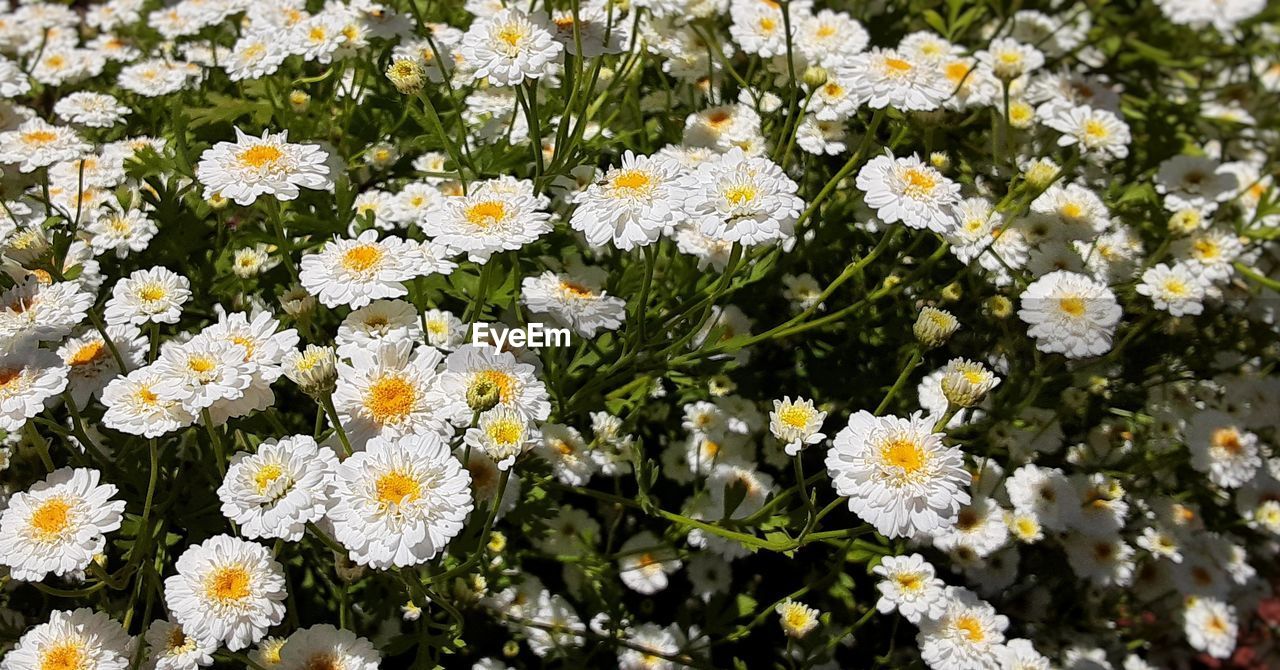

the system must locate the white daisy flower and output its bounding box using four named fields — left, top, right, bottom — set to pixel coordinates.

left=1183, top=597, right=1237, bottom=660
left=570, top=151, right=682, bottom=251
left=824, top=410, right=971, bottom=539
left=0, top=468, right=125, bottom=581
left=101, top=366, right=196, bottom=438
left=104, top=267, right=191, bottom=326
left=143, top=618, right=217, bottom=670
left=797, top=9, right=869, bottom=68
left=617, top=623, right=679, bottom=670
left=299, top=229, right=418, bottom=309
left=86, top=207, right=159, bottom=258
left=333, top=339, right=446, bottom=448
left=938, top=358, right=1001, bottom=408
left=535, top=423, right=597, bottom=486
left=840, top=48, right=951, bottom=111
left=856, top=153, right=961, bottom=233
left=431, top=180, right=553, bottom=263
left=117, top=59, right=194, bottom=97
left=915, top=587, right=1009, bottom=670
left=58, top=324, right=147, bottom=406
left=0, top=348, right=69, bottom=433
left=164, top=535, right=288, bottom=652
left=1136, top=262, right=1207, bottom=316
left=463, top=406, right=540, bottom=470
left=0, top=609, right=131, bottom=670
left=679, top=148, right=804, bottom=246
left=426, top=344, right=552, bottom=426
left=327, top=432, right=473, bottom=569
left=218, top=435, right=339, bottom=542
left=520, top=267, right=626, bottom=337
left=0, top=278, right=95, bottom=353
left=1186, top=409, right=1261, bottom=489
left=422, top=309, right=466, bottom=350
left=336, top=299, right=425, bottom=359
left=460, top=8, right=562, bottom=86
left=775, top=599, right=820, bottom=639
left=976, top=37, right=1044, bottom=81
left=617, top=531, right=682, bottom=595
left=768, top=396, right=827, bottom=456
left=0, top=118, right=90, bottom=172
left=872, top=553, right=948, bottom=623
left=1171, top=227, right=1242, bottom=283
left=152, top=333, right=254, bottom=414
left=1042, top=103, right=1131, bottom=161
left=224, top=31, right=287, bottom=81
left=196, top=127, right=332, bottom=206
left=278, top=624, right=380, bottom=670
left=53, top=91, right=130, bottom=128
left=1017, top=270, right=1122, bottom=358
